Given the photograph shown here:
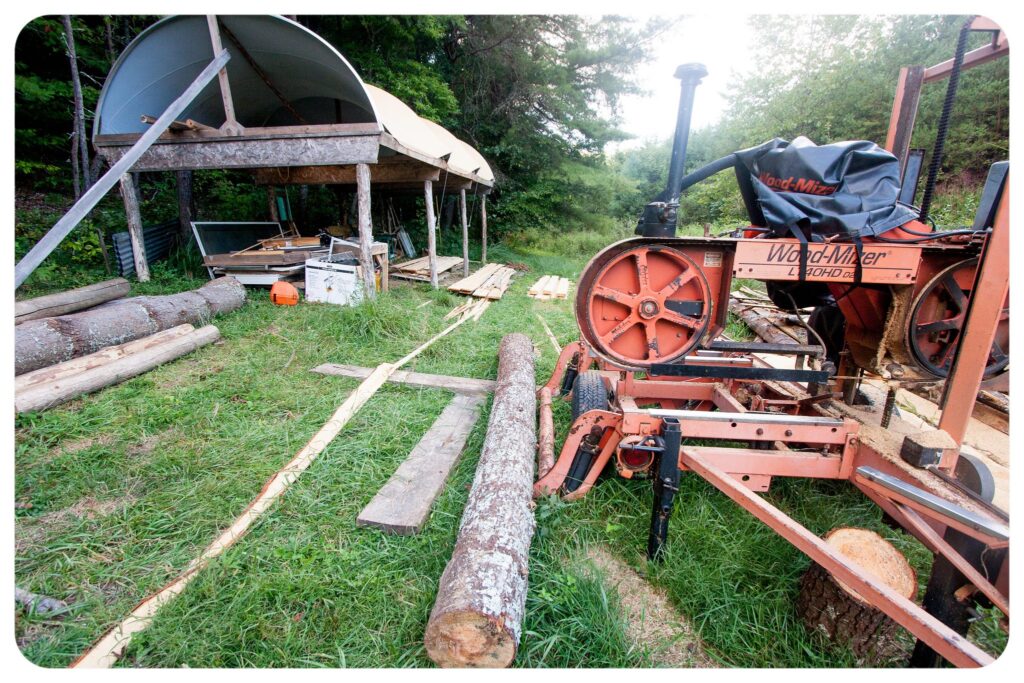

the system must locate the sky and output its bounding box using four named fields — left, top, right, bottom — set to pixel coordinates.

left=608, top=15, right=757, bottom=153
